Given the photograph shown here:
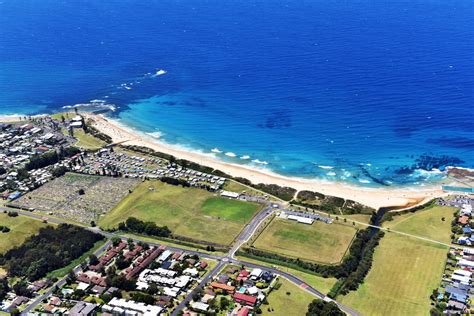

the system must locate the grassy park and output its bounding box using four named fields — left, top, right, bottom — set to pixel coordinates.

left=0, top=213, right=51, bottom=254
left=384, top=205, right=456, bottom=244
left=340, top=205, right=452, bottom=315
left=263, top=278, right=314, bottom=316
left=252, top=217, right=357, bottom=264
left=99, top=180, right=262, bottom=245
left=72, top=129, right=106, bottom=150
